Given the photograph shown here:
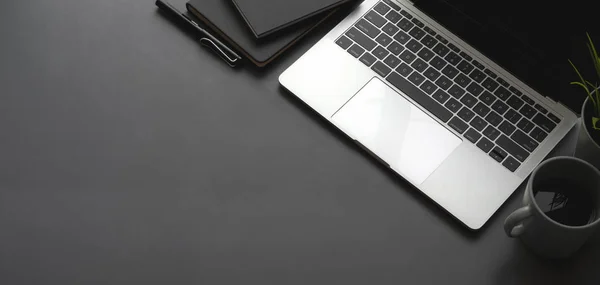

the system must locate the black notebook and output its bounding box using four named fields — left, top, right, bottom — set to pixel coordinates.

left=186, top=0, right=336, bottom=67
left=231, top=0, right=355, bottom=39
